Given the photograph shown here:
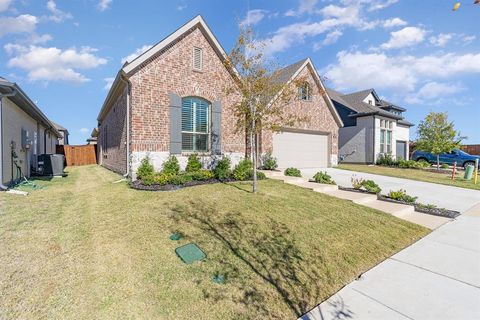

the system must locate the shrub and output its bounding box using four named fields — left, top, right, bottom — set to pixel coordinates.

left=351, top=175, right=364, bottom=190
left=190, top=169, right=214, bottom=181
left=361, top=180, right=381, bottom=193
left=162, top=156, right=180, bottom=175
left=313, top=171, right=336, bottom=185
left=170, top=174, right=193, bottom=185
left=233, top=159, right=253, bottom=181
left=154, top=173, right=175, bottom=186
left=256, top=171, right=267, bottom=180
left=398, top=159, right=430, bottom=169
left=141, top=174, right=156, bottom=186
left=137, top=156, right=154, bottom=180
left=387, top=189, right=418, bottom=204
left=261, top=153, right=278, bottom=170
left=185, top=153, right=202, bottom=172
left=284, top=167, right=301, bottom=177
left=214, top=157, right=232, bottom=180
left=376, top=154, right=397, bottom=166
left=441, top=163, right=449, bottom=169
